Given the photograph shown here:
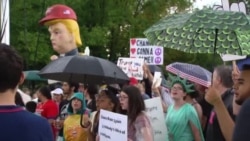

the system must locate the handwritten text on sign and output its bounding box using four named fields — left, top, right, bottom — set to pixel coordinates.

left=98, top=110, right=128, bottom=141
left=117, top=57, right=144, bottom=80
left=130, top=38, right=164, bottom=65
left=144, top=97, right=169, bottom=141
